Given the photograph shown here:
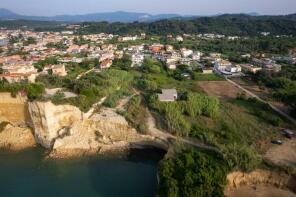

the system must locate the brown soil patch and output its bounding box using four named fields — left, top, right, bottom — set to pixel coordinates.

left=226, top=185, right=296, bottom=197
left=225, top=170, right=296, bottom=197
left=196, top=81, right=244, bottom=100
left=265, top=138, right=296, bottom=168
